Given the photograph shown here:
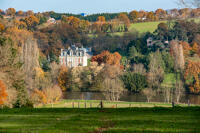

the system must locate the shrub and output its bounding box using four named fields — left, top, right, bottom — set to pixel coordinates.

left=43, top=85, right=62, bottom=104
